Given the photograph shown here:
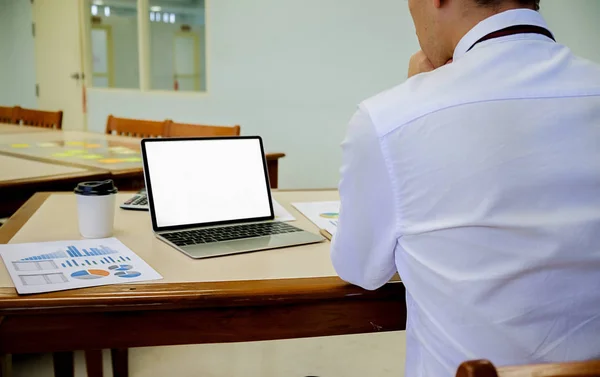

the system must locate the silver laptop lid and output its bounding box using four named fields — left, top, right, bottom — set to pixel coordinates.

left=141, top=137, right=274, bottom=232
